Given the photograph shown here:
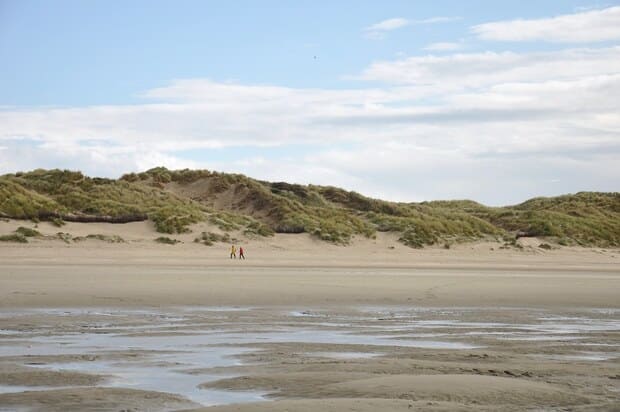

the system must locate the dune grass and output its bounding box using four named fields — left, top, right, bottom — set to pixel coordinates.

left=2, top=168, right=619, bottom=247
left=1, top=169, right=206, bottom=233
left=154, top=236, right=181, bottom=245
left=194, top=231, right=232, bottom=246
left=15, top=226, right=41, bottom=237
left=0, top=233, right=28, bottom=243
left=73, top=234, right=125, bottom=243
